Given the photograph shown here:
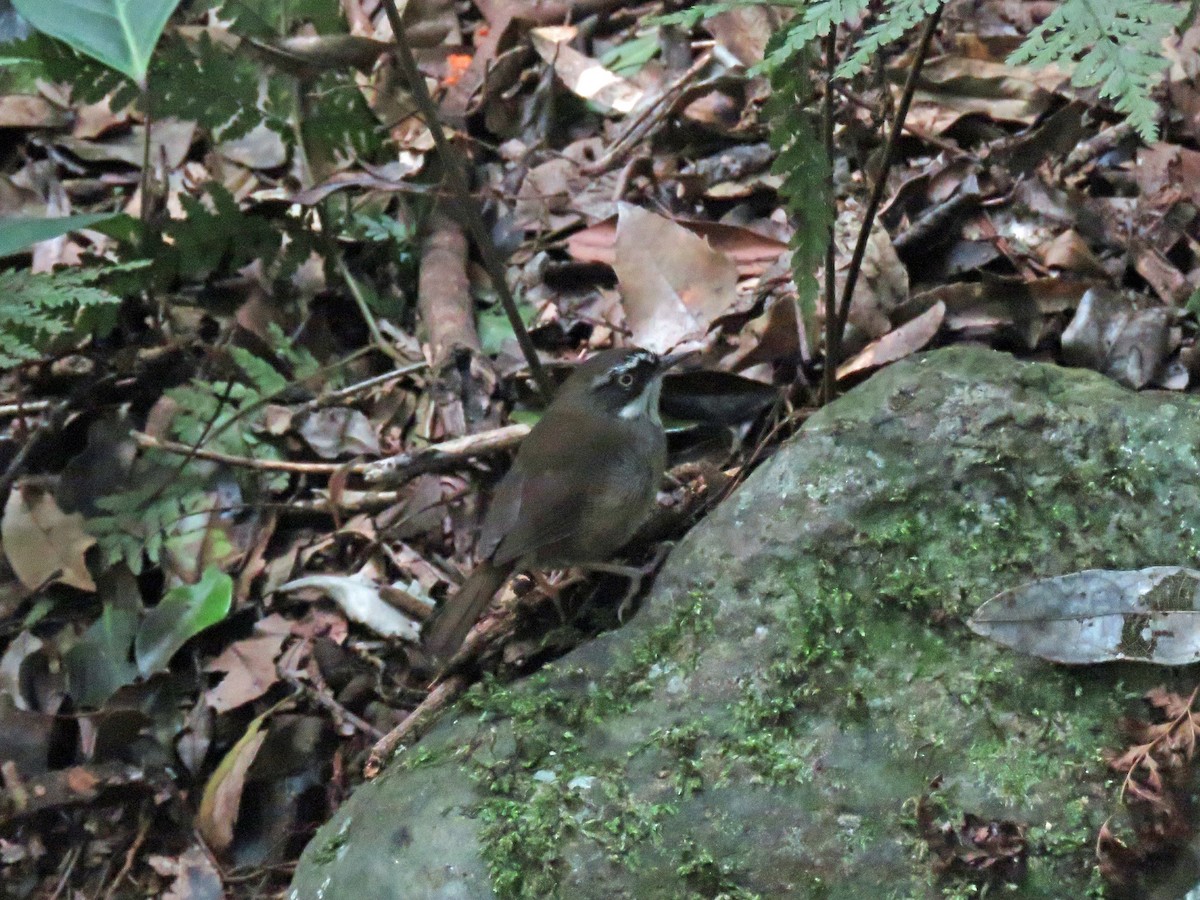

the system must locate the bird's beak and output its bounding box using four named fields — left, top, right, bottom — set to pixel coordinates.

left=659, top=348, right=699, bottom=371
